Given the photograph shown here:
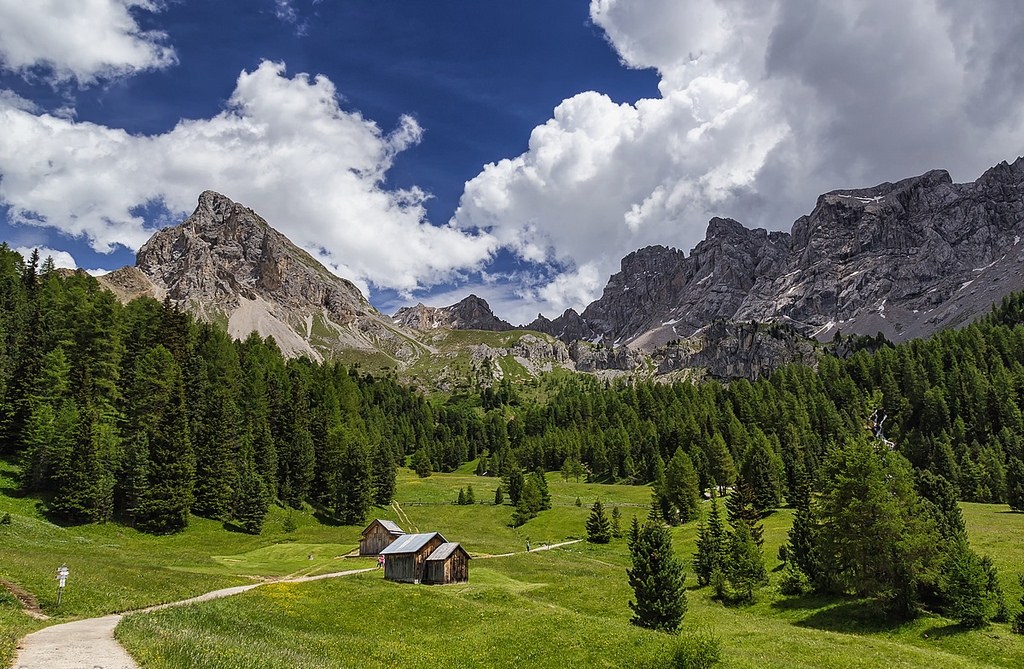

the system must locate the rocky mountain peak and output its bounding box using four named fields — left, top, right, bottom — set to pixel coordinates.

left=393, top=294, right=512, bottom=332
left=134, top=191, right=389, bottom=360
